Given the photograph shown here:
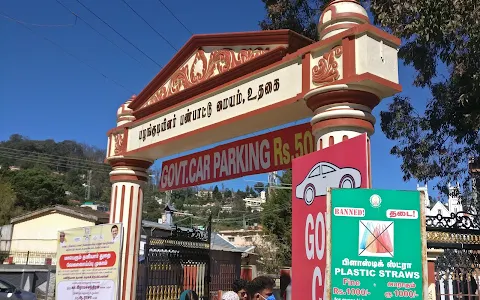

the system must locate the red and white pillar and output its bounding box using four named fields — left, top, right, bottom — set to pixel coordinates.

left=107, top=94, right=154, bottom=300
left=304, top=0, right=380, bottom=151
left=108, top=157, right=153, bottom=300
left=305, top=88, right=378, bottom=151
